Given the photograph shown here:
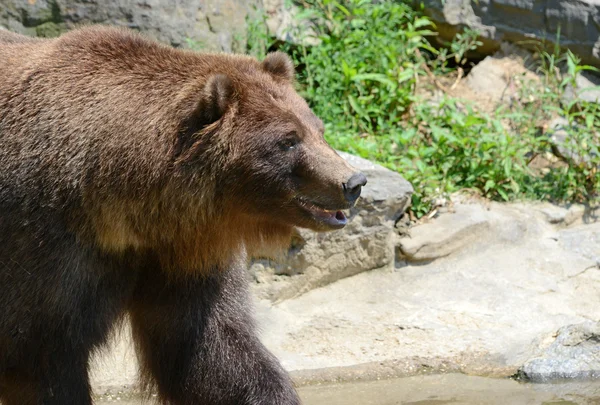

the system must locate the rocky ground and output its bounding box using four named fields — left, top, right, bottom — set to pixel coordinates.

left=420, top=0, right=600, bottom=69
left=259, top=197, right=600, bottom=384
